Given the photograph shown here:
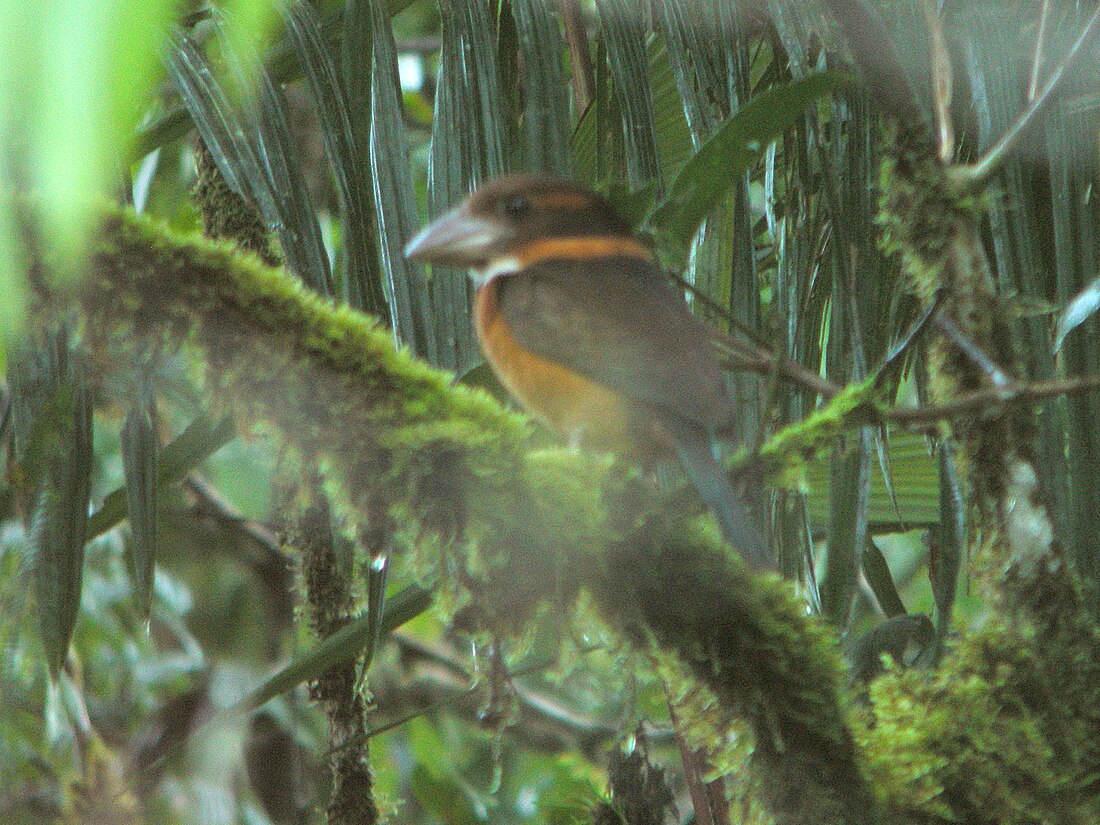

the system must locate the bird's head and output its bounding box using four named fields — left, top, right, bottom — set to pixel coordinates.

left=404, top=174, right=632, bottom=280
